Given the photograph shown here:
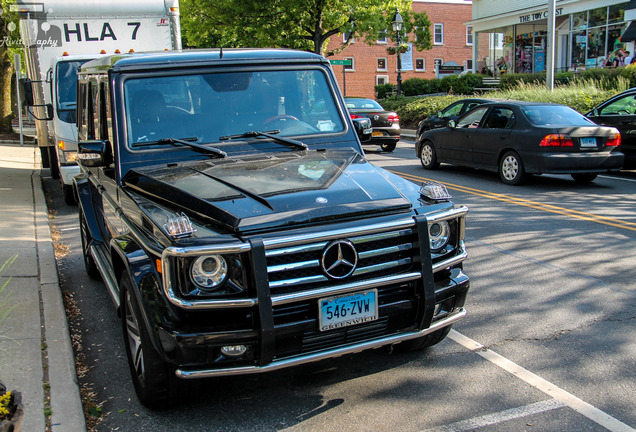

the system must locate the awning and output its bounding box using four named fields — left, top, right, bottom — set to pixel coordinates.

left=622, top=21, right=636, bottom=42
